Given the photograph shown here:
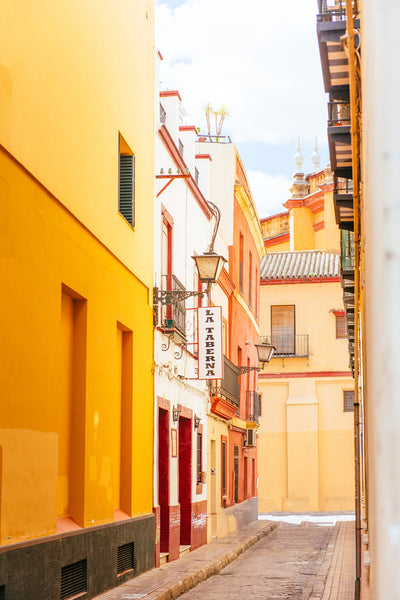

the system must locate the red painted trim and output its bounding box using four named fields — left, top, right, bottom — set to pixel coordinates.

left=179, top=125, right=198, bottom=134
left=195, top=153, right=212, bottom=161
left=161, top=204, right=174, bottom=227
left=260, top=210, right=289, bottom=223
left=259, top=370, right=353, bottom=379
left=177, top=404, right=193, bottom=419
left=158, top=125, right=212, bottom=220
left=264, top=232, right=290, bottom=248
left=284, top=198, right=304, bottom=209
left=313, top=220, right=325, bottom=232
left=218, top=267, right=236, bottom=297
left=160, top=90, right=182, bottom=101
left=157, top=50, right=163, bottom=61
left=157, top=396, right=171, bottom=411
left=333, top=309, right=345, bottom=316
left=261, top=276, right=341, bottom=285
left=306, top=196, right=324, bottom=213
